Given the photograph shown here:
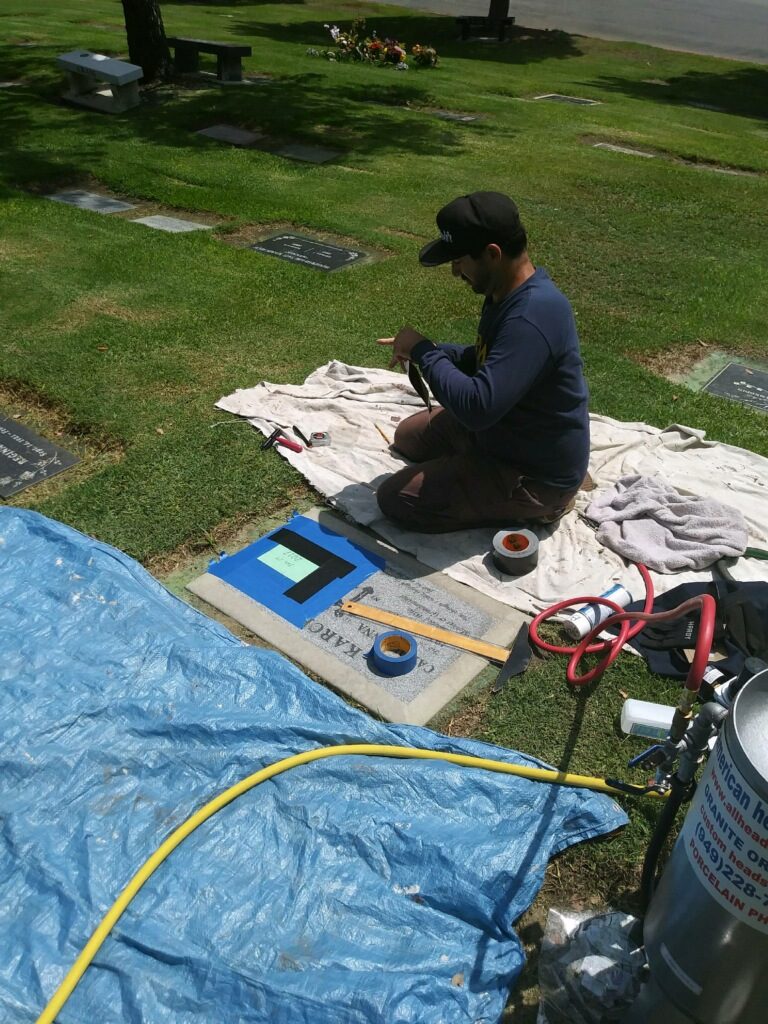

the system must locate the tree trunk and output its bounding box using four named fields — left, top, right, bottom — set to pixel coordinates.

left=487, top=0, right=510, bottom=38
left=121, top=0, right=171, bottom=84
